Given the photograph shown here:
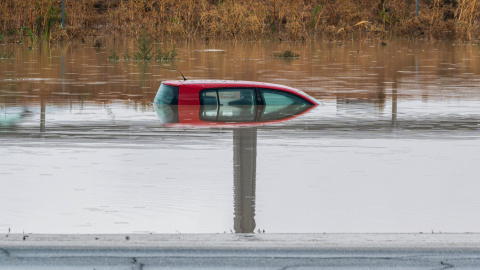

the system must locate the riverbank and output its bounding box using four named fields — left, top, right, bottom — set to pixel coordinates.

left=1, top=0, right=479, bottom=43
